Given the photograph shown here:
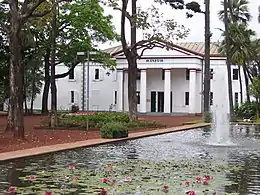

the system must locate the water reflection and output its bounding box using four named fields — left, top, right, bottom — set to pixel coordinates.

left=1, top=125, right=260, bottom=194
